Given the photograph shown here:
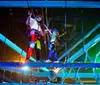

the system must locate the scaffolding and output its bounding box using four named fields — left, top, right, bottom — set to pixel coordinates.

left=0, top=1, right=100, bottom=85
